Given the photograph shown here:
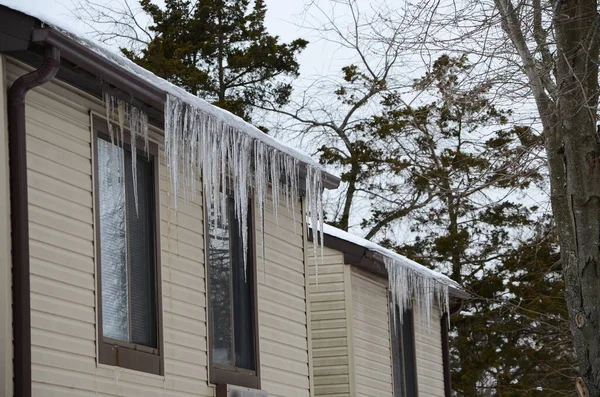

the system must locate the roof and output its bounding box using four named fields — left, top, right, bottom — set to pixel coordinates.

left=317, top=224, right=469, bottom=299
left=0, top=2, right=340, bottom=189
